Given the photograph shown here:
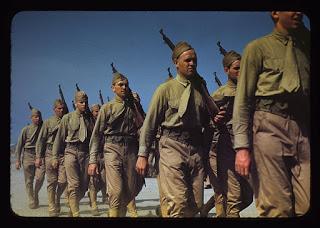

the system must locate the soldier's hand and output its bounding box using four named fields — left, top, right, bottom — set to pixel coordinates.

left=88, top=163, right=99, bottom=176
left=213, top=106, right=226, bottom=125
left=132, top=91, right=140, bottom=103
left=15, top=160, right=21, bottom=170
left=235, top=148, right=251, bottom=177
left=51, top=158, right=58, bottom=169
left=35, top=158, right=42, bottom=168
left=136, top=156, right=148, bottom=176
